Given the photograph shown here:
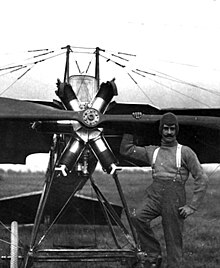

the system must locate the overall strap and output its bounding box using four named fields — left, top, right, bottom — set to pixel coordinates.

left=176, top=144, right=182, bottom=171
left=152, top=147, right=160, bottom=168
left=152, top=144, right=182, bottom=169
left=151, top=147, right=160, bottom=177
